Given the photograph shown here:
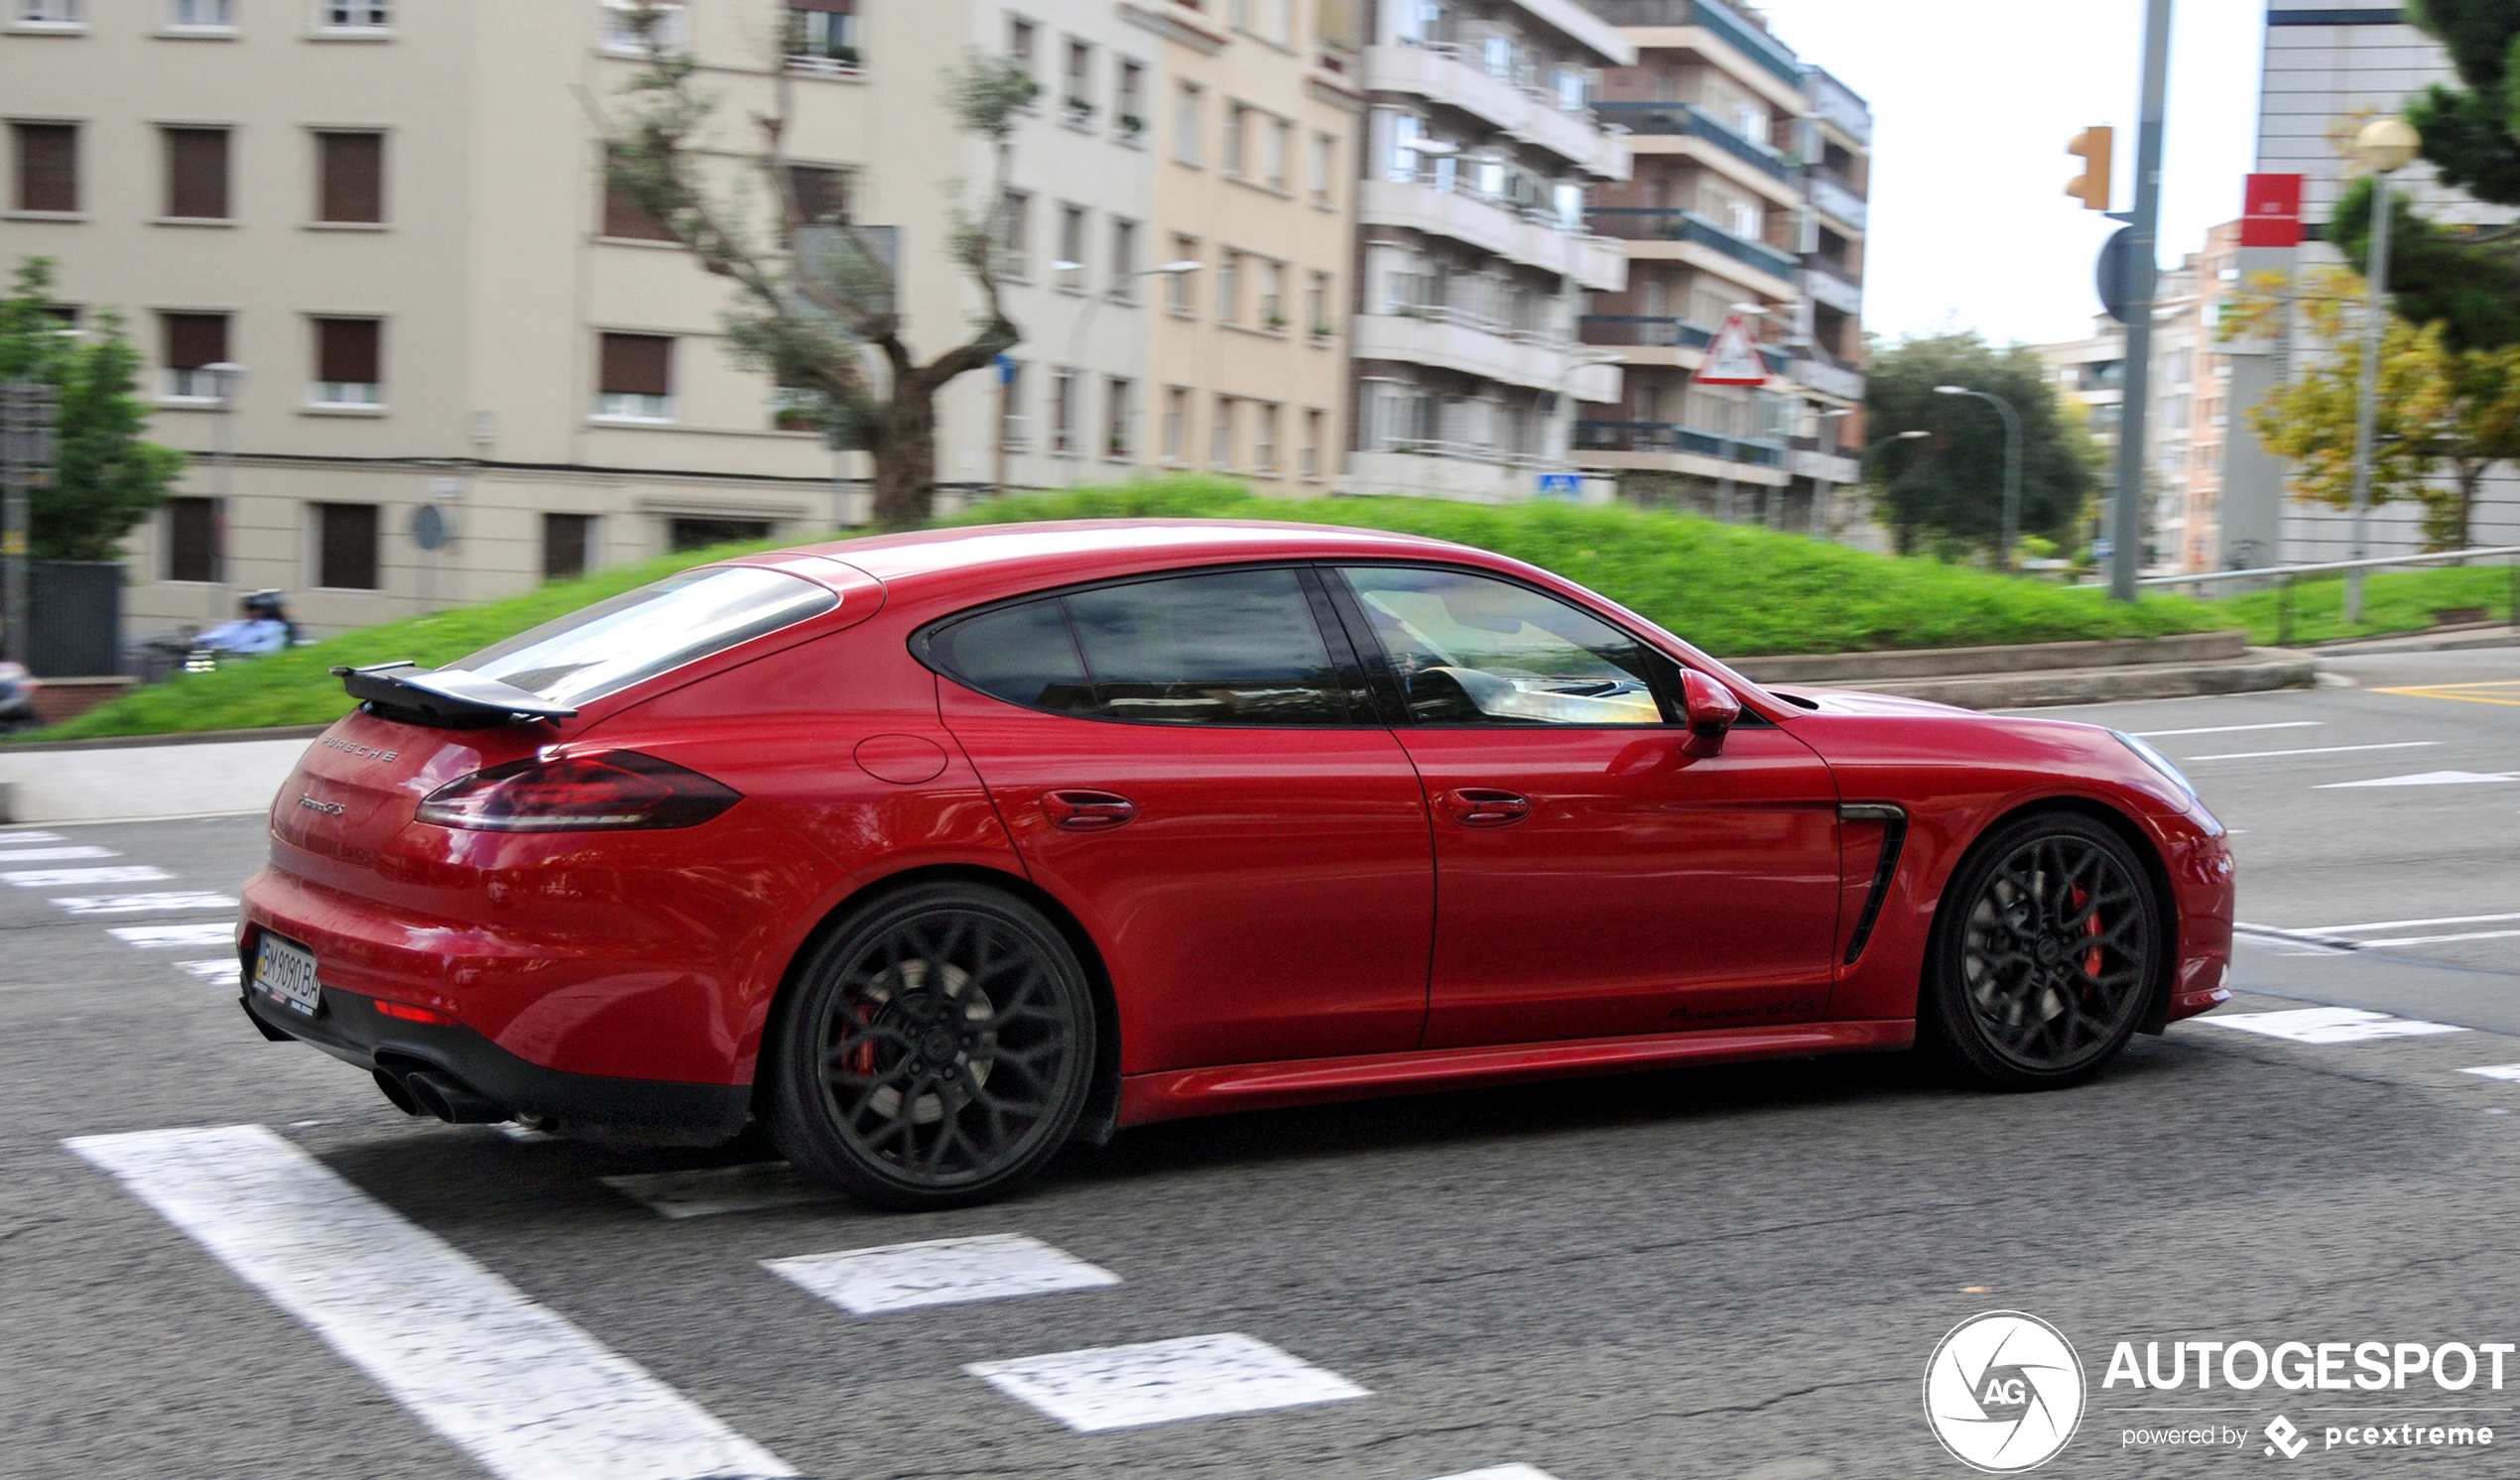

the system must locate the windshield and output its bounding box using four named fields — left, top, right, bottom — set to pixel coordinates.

left=448, top=566, right=837, bottom=705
